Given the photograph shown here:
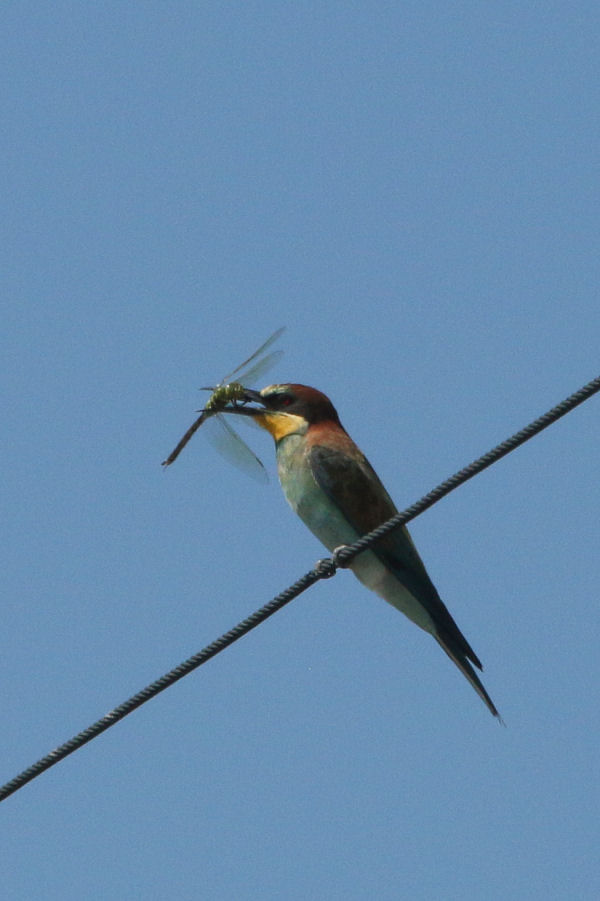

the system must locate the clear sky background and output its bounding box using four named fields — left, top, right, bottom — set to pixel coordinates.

left=2, top=4, right=599, bottom=899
